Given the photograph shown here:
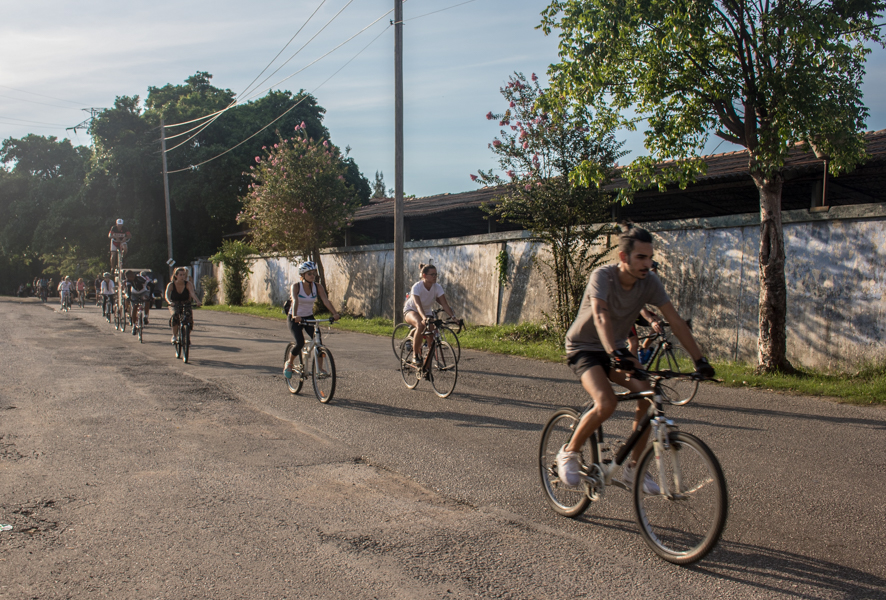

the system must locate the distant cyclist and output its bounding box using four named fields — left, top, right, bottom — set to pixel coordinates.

left=76, top=278, right=86, bottom=305
left=403, top=263, right=458, bottom=366
left=108, top=219, right=131, bottom=270
left=57, top=276, right=75, bottom=308
left=138, top=270, right=155, bottom=324
left=100, top=272, right=116, bottom=315
left=123, top=270, right=151, bottom=336
left=283, top=261, right=340, bottom=379
left=164, top=267, right=201, bottom=344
